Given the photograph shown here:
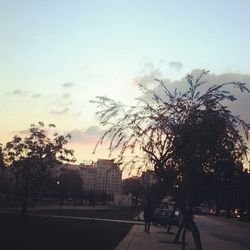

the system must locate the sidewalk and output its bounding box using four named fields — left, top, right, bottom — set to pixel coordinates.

left=115, top=223, right=195, bottom=250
